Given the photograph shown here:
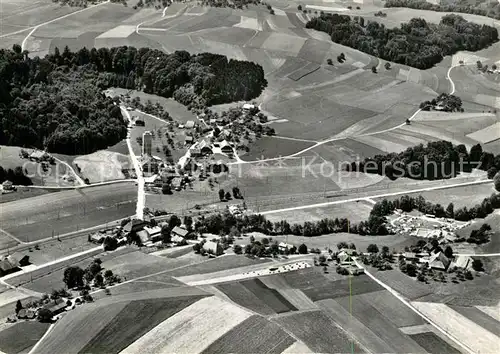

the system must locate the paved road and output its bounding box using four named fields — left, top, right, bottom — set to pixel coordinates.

left=121, top=107, right=145, bottom=220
